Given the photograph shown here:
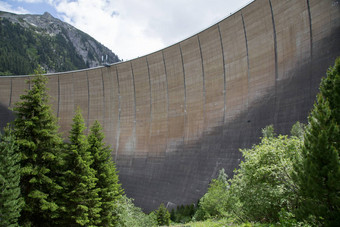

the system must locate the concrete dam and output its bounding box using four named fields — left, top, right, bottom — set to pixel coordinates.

left=0, top=0, right=339, bottom=212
